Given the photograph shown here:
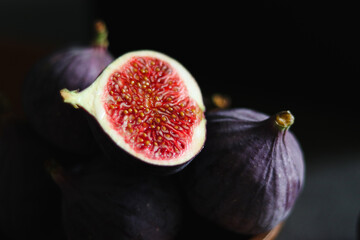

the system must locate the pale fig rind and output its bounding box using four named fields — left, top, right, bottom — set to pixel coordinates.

left=60, top=50, right=206, bottom=174
left=181, top=108, right=305, bottom=235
